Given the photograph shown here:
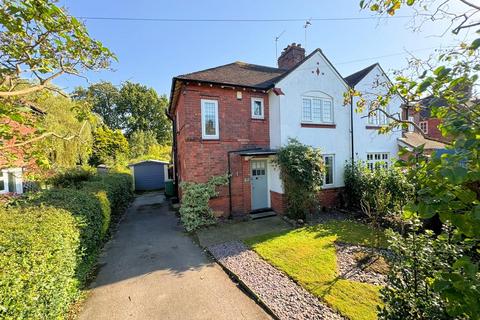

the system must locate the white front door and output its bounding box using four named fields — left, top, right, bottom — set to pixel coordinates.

left=251, top=160, right=268, bottom=210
